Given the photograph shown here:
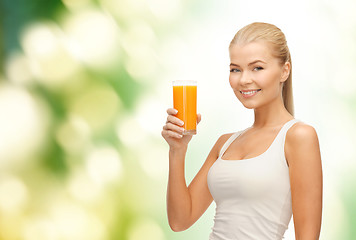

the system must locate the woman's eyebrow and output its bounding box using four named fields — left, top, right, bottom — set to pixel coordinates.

left=248, top=60, right=266, bottom=65
left=230, top=60, right=267, bottom=67
left=230, top=63, right=239, bottom=67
